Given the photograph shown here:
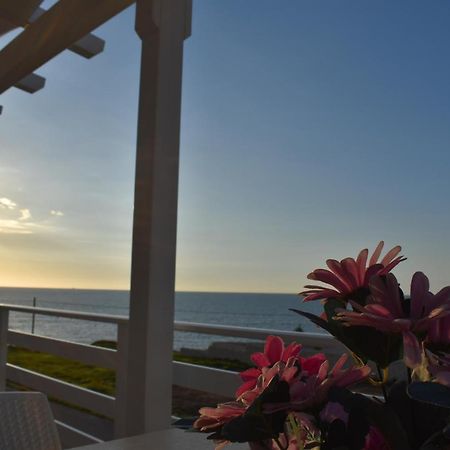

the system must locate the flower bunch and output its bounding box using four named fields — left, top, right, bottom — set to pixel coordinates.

left=196, top=242, right=450, bottom=450
left=295, top=242, right=450, bottom=449
left=195, top=335, right=381, bottom=449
